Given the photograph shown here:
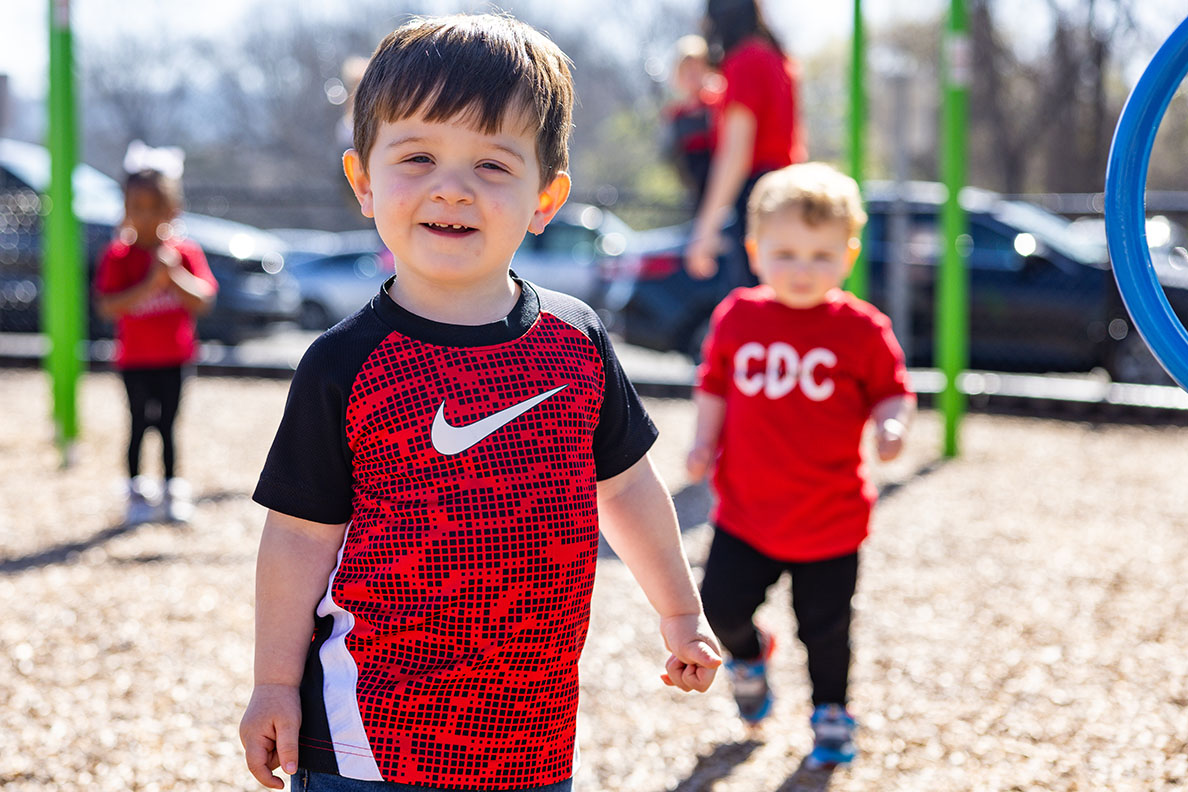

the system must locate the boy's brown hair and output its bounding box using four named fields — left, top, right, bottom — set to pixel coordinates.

left=352, top=14, right=575, bottom=186
left=747, top=162, right=868, bottom=239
